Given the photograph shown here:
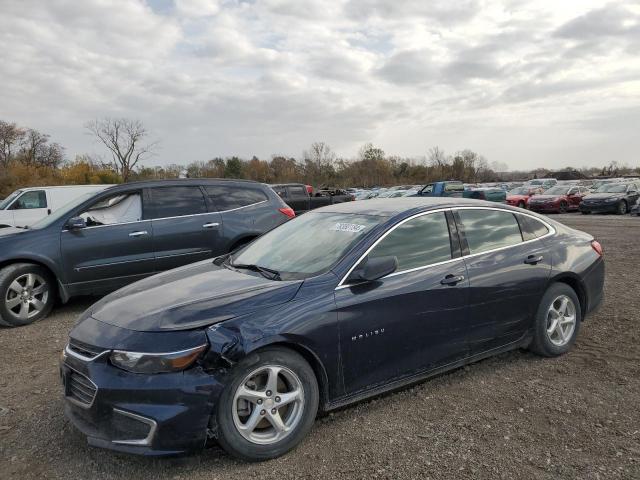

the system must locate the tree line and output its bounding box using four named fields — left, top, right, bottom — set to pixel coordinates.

left=1, top=118, right=637, bottom=198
